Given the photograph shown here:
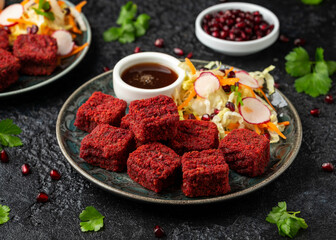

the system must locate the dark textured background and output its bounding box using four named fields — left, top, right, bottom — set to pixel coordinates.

left=1, top=0, right=336, bottom=239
